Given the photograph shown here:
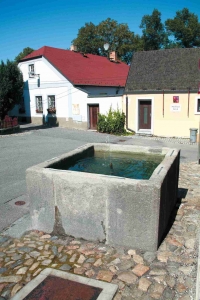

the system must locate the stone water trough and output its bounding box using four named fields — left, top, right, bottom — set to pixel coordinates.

left=26, top=143, right=180, bottom=251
